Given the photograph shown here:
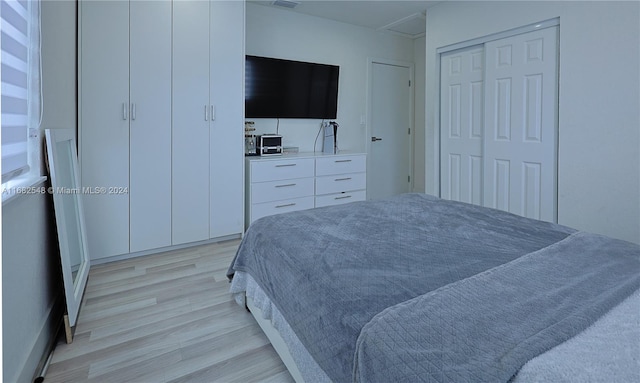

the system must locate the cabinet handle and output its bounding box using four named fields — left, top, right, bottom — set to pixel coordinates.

left=275, top=203, right=296, bottom=208
left=131, top=103, right=136, bottom=120
left=123, top=103, right=128, bottom=120
left=335, top=195, right=352, bottom=200
left=335, top=177, right=352, bottom=181
left=204, top=105, right=209, bottom=121
left=211, top=105, right=215, bottom=121
left=335, top=159, right=352, bottom=163
left=275, top=183, right=296, bottom=188
left=275, top=163, right=296, bottom=168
